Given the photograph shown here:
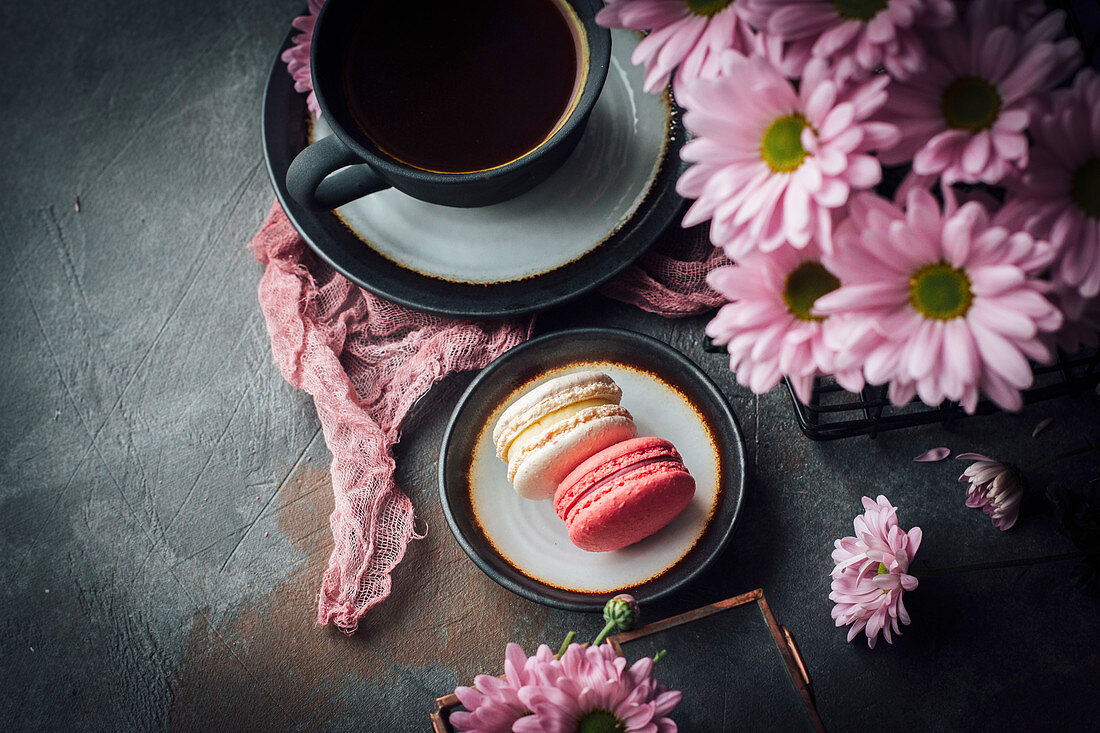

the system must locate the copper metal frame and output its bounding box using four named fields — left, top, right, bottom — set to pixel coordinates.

left=431, top=588, right=825, bottom=732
